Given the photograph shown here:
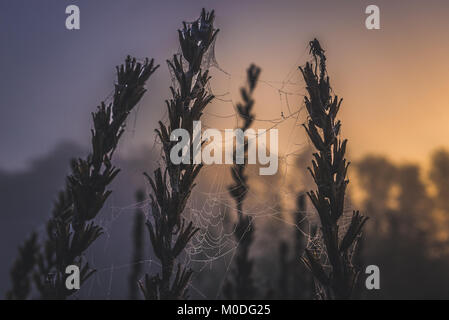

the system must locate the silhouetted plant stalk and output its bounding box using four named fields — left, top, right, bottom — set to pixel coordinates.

left=6, top=233, right=39, bottom=300
left=139, top=9, right=219, bottom=300
left=223, top=65, right=261, bottom=300
left=129, top=190, right=146, bottom=300
left=277, top=194, right=314, bottom=299
left=278, top=241, right=289, bottom=299
left=8, top=57, right=158, bottom=300
left=299, top=39, right=368, bottom=300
